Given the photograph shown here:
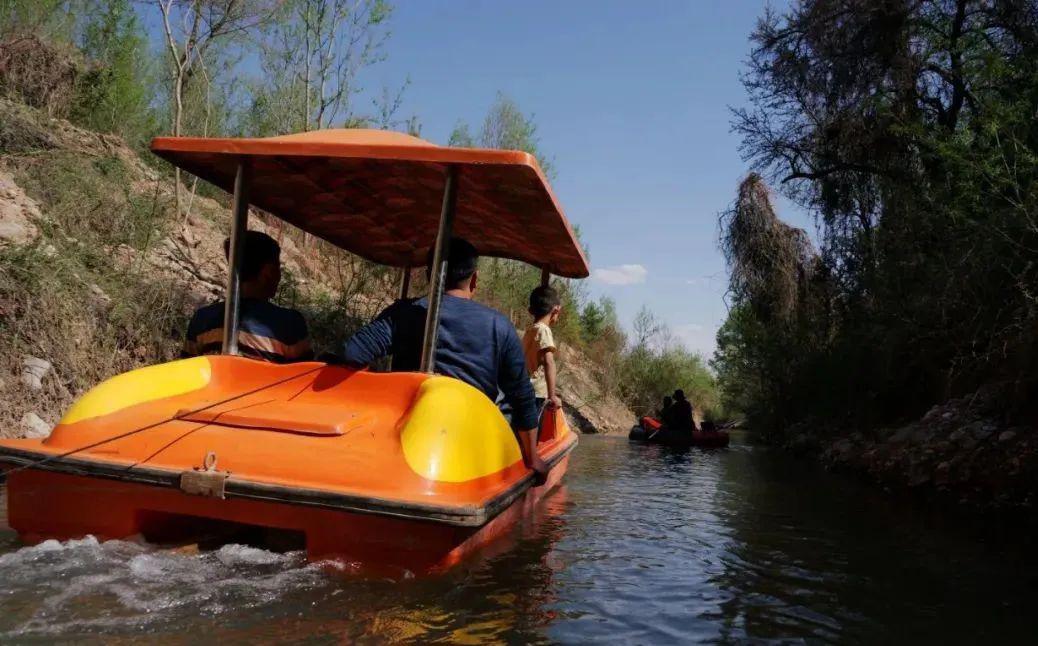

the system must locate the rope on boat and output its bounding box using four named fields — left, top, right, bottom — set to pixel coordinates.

left=0, top=365, right=327, bottom=479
